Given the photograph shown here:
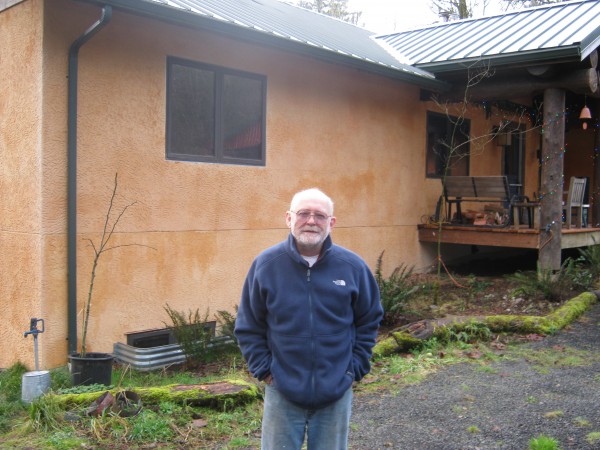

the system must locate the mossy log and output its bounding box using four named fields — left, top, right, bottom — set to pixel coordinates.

left=372, top=291, right=599, bottom=358
left=51, top=379, right=260, bottom=410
